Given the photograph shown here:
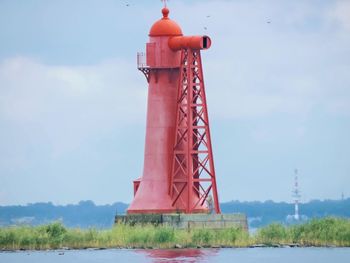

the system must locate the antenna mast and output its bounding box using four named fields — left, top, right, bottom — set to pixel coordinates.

left=292, top=169, right=301, bottom=220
